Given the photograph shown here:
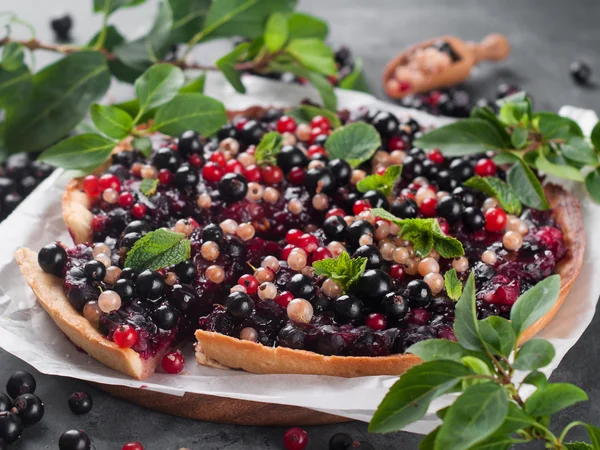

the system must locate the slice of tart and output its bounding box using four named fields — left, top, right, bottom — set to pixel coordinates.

left=16, top=106, right=584, bottom=379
